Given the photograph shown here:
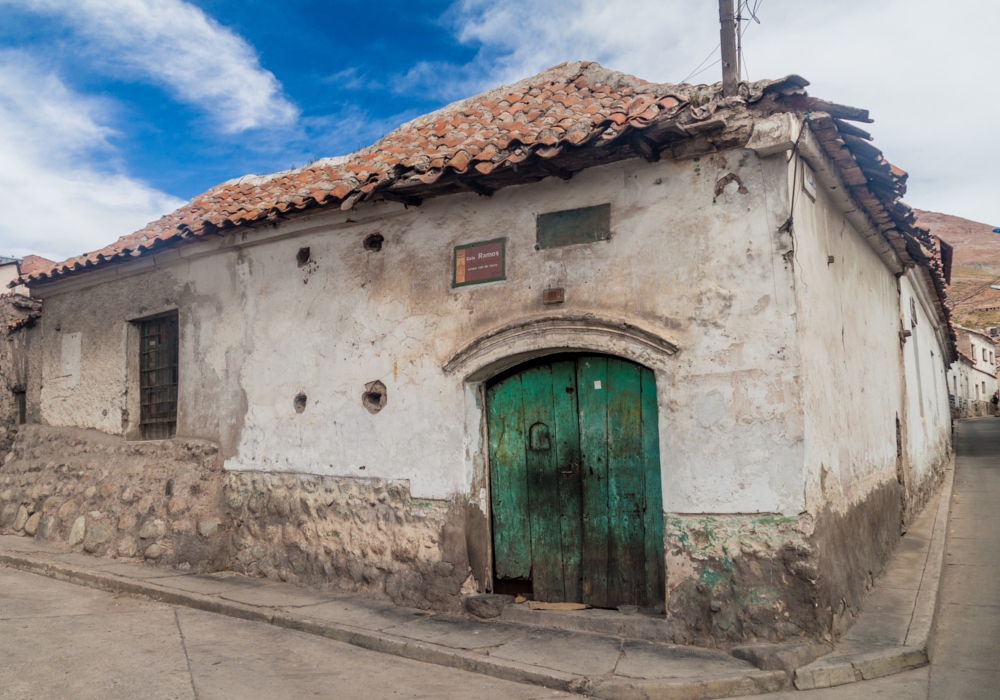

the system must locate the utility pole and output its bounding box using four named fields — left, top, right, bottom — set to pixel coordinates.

left=719, top=0, right=738, bottom=97
left=735, top=1, right=743, bottom=81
